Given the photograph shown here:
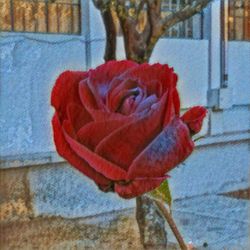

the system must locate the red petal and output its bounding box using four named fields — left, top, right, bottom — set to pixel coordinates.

left=163, top=88, right=175, bottom=126
left=88, top=60, right=138, bottom=104
left=79, top=79, right=99, bottom=111
left=77, top=119, right=125, bottom=150
left=135, top=95, right=158, bottom=113
left=51, top=71, right=87, bottom=122
left=107, top=79, right=138, bottom=112
left=66, top=103, right=92, bottom=132
left=79, top=77, right=134, bottom=122
left=173, top=88, right=180, bottom=116
left=51, top=114, right=111, bottom=187
left=95, top=94, right=167, bottom=170
left=121, top=63, right=178, bottom=95
left=144, top=80, right=163, bottom=97
left=62, top=120, right=128, bottom=181
left=90, top=60, right=138, bottom=87
left=163, top=86, right=181, bottom=127
left=90, top=110, right=133, bottom=122
left=181, top=106, right=207, bottom=134
left=115, top=176, right=167, bottom=199
left=128, top=118, right=194, bottom=179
